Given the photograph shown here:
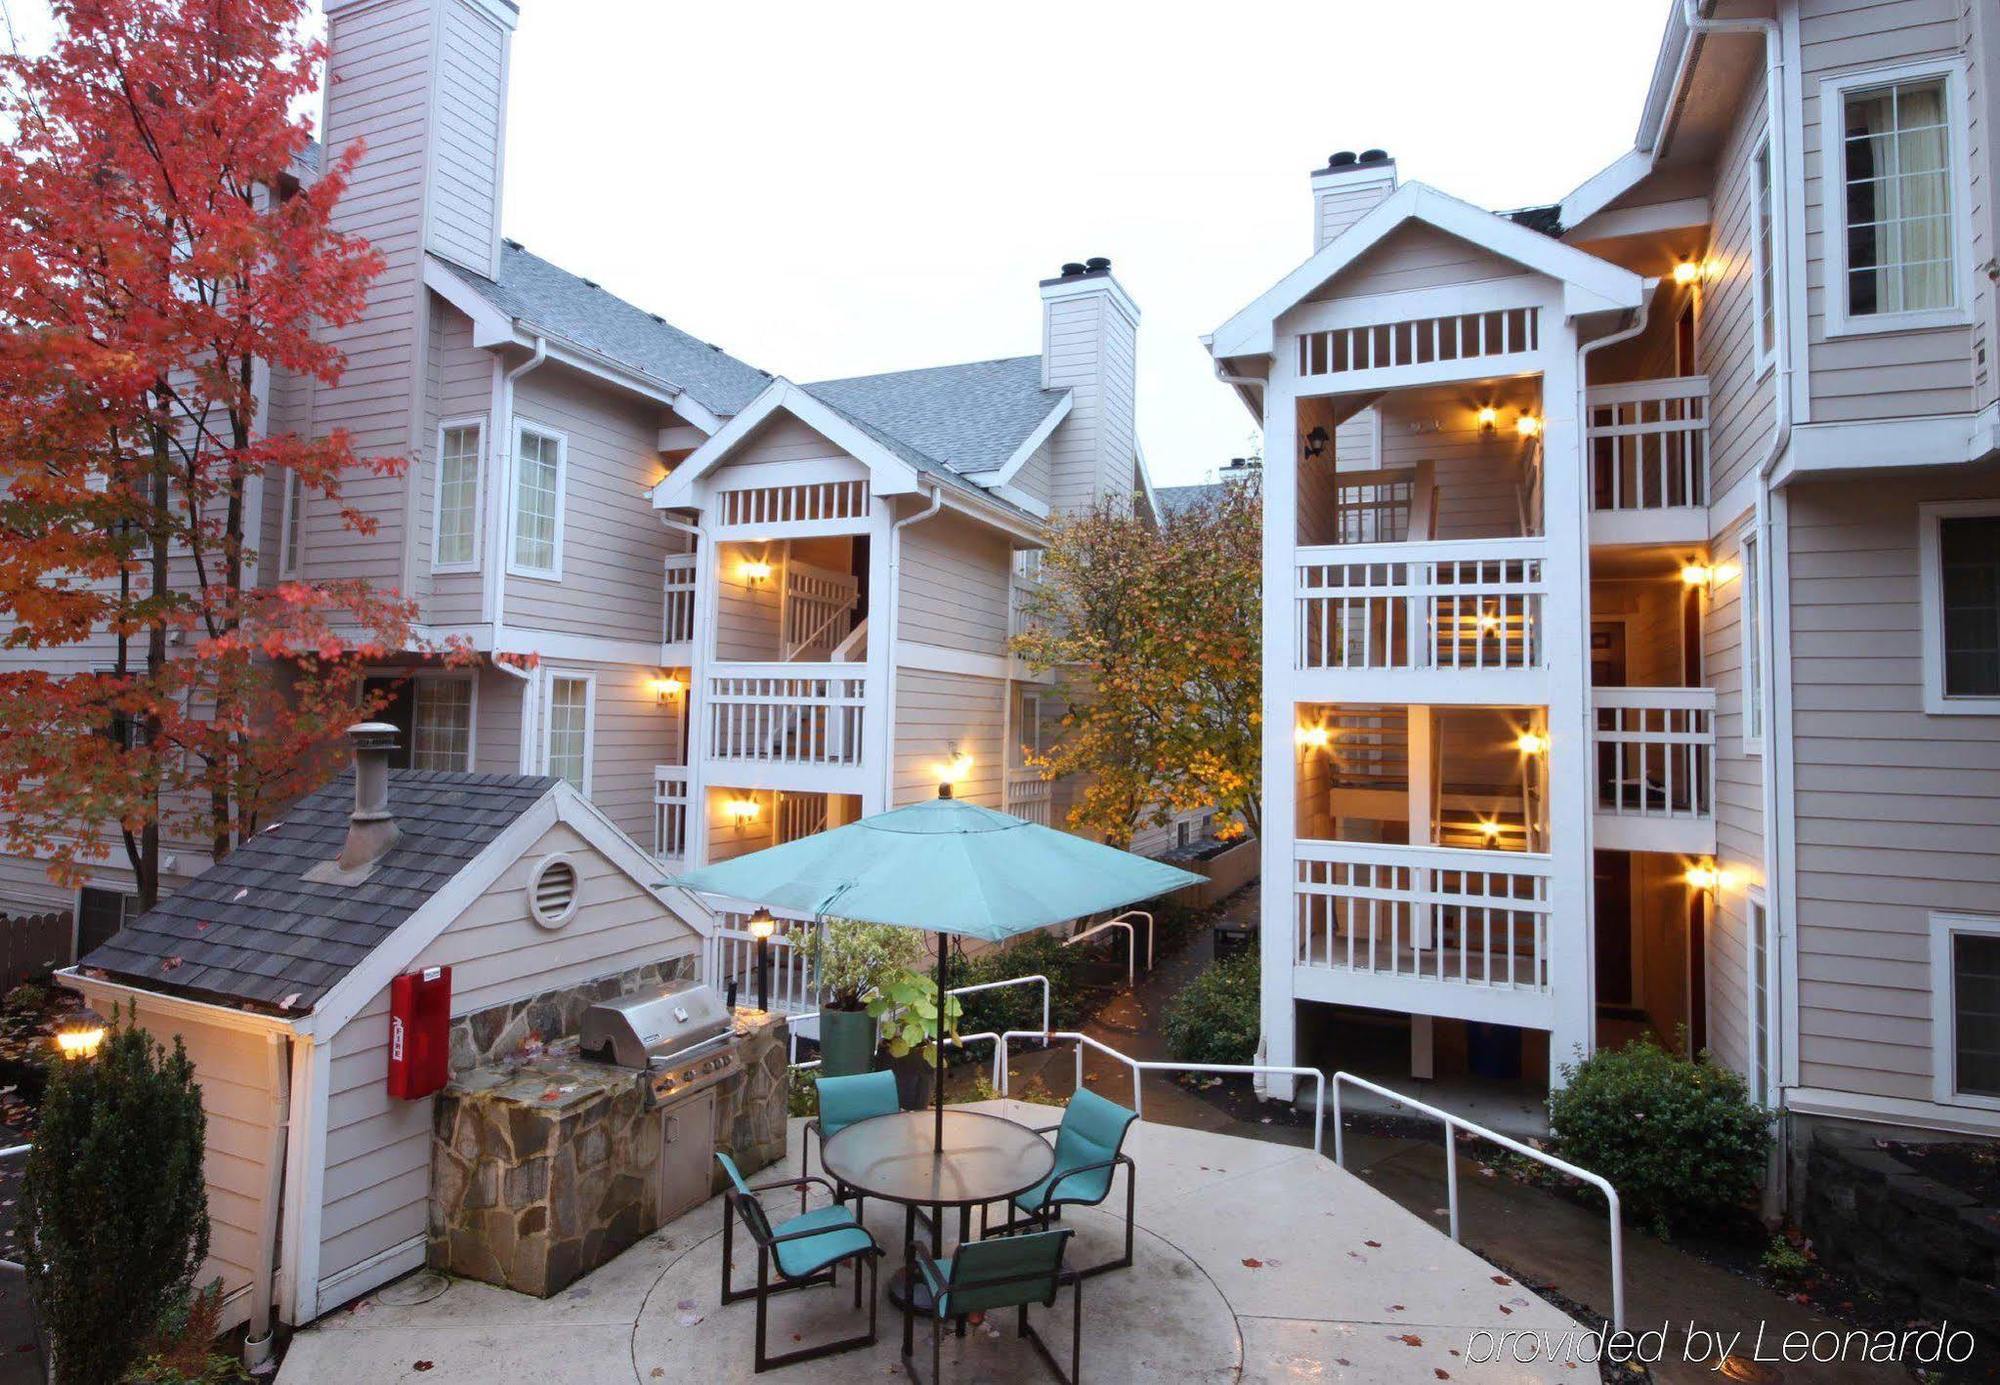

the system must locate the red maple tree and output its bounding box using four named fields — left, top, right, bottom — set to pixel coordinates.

left=0, top=0, right=457, bottom=907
